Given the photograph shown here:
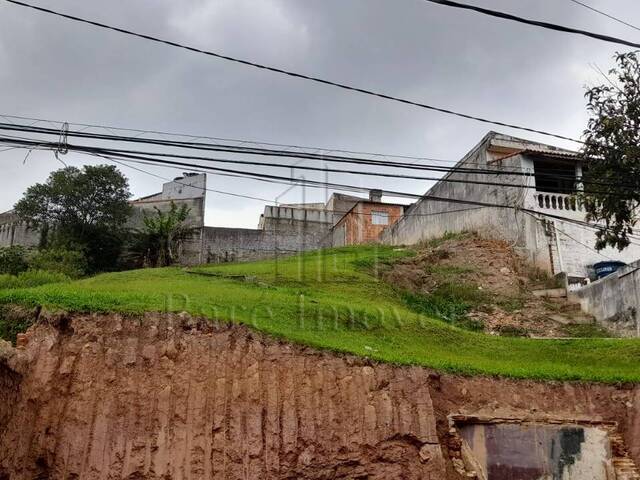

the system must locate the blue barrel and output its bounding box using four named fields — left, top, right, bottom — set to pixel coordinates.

left=593, top=261, right=627, bottom=279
